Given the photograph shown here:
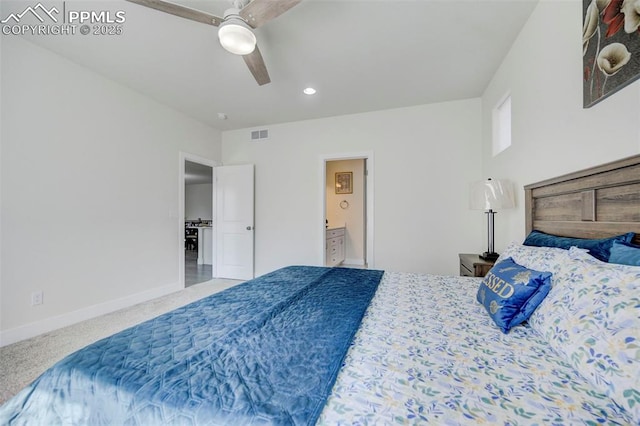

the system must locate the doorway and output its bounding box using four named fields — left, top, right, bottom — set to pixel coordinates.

left=179, top=153, right=217, bottom=288
left=184, top=160, right=214, bottom=286
left=321, top=152, right=374, bottom=268
left=178, top=155, right=256, bottom=287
